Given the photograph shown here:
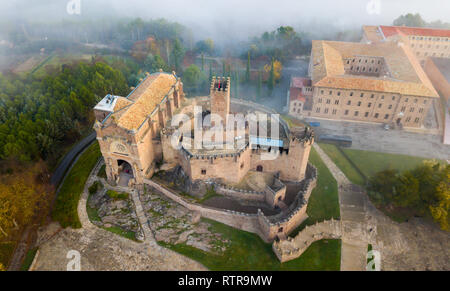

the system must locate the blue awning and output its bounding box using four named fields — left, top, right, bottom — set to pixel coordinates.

left=250, top=136, right=283, bottom=147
